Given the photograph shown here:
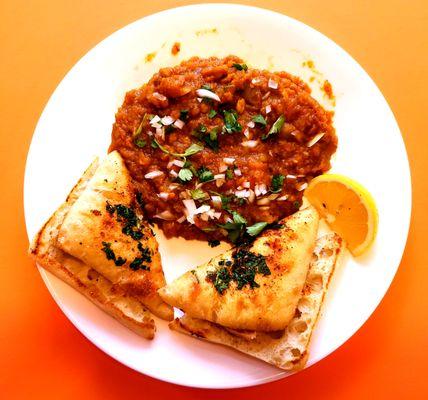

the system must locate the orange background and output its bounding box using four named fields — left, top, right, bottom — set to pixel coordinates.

left=1, top=0, right=427, bottom=398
